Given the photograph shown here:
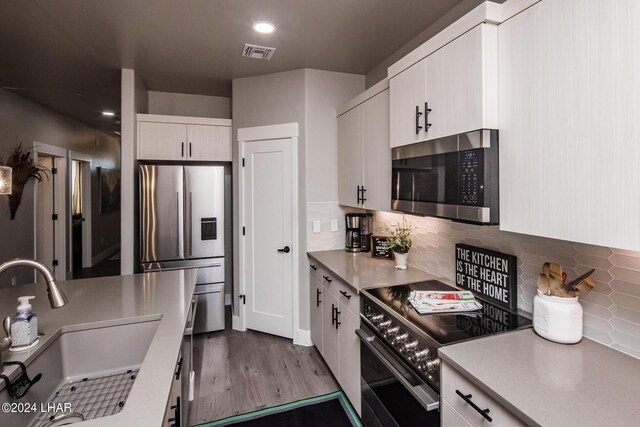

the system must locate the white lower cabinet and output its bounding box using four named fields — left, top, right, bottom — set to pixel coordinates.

left=309, top=261, right=361, bottom=415
left=163, top=353, right=183, bottom=427
left=441, top=362, right=524, bottom=426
